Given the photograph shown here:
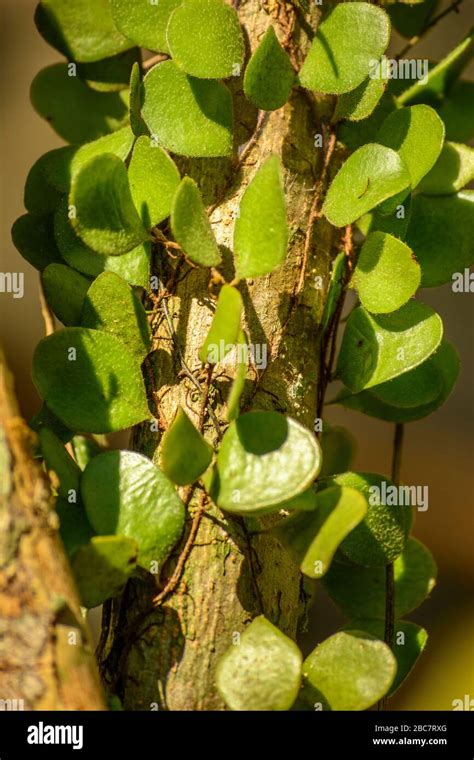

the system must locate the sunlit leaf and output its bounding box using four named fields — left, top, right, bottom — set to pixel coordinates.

left=334, top=76, right=387, bottom=122
left=171, top=177, right=221, bottom=267
left=418, top=142, right=474, bottom=195
left=226, top=331, right=248, bottom=422
left=71, top=435, right=102, bottom=471
left=39, top=427, right=81, bottom=499
left=42, top=263, right=90, bottom=326
left=161, top=408, right=213, bottom=486
left=109, top=0, right=182, bottom=54
left=199, top=285, right=243, bottom=364
left=72, top=536, right=138, bottom=608
left=321, top=252, right=347, bottom=332
left=128, top=137, right=181, bottom=229
left=244, top=26, right=295, bottom=111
